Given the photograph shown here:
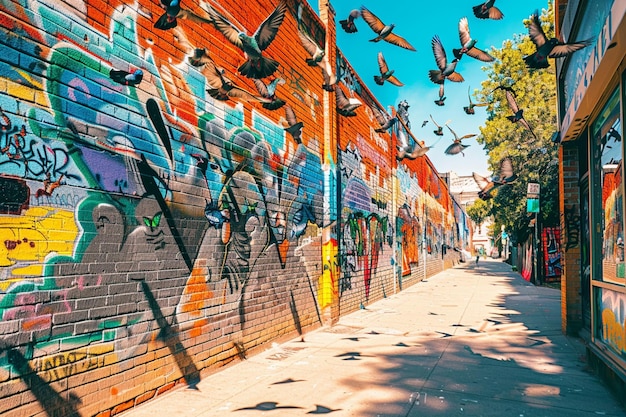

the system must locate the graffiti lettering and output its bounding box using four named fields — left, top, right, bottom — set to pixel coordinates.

left=32, top=350, right=102, bottom=383
left=0, top=110, right=77, bottom=185
left=602, top=309, right=625, bottom=353
left=564, top=205, right=580, bottom=250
